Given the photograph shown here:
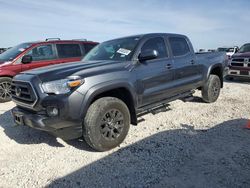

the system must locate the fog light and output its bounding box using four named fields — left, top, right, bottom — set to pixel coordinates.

left=46, top=107, right=59, bottom=117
